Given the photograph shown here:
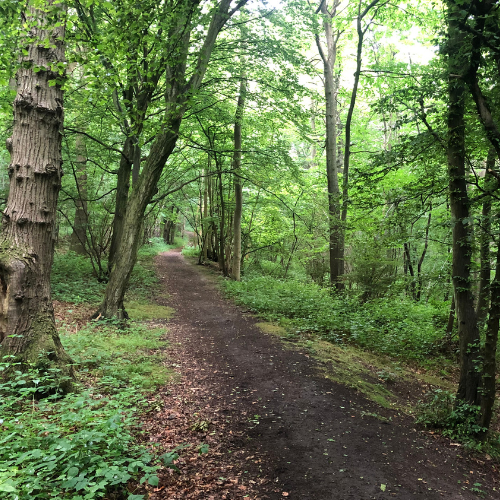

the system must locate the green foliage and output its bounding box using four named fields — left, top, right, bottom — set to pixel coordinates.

left=62, top=321, right=172, bottom=391
left=137, top=237, right=178, bottom=258
left=51, top=251, right=106, bottom=304
left=2, top=240, right=177, bottom=500
left=415, top=389, right=487, bottom=441
left=181, top=246, right=201, bottom=258
left=0, top=356, right=158, bottom=500
left=224, top=275, right=447, bottom=361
